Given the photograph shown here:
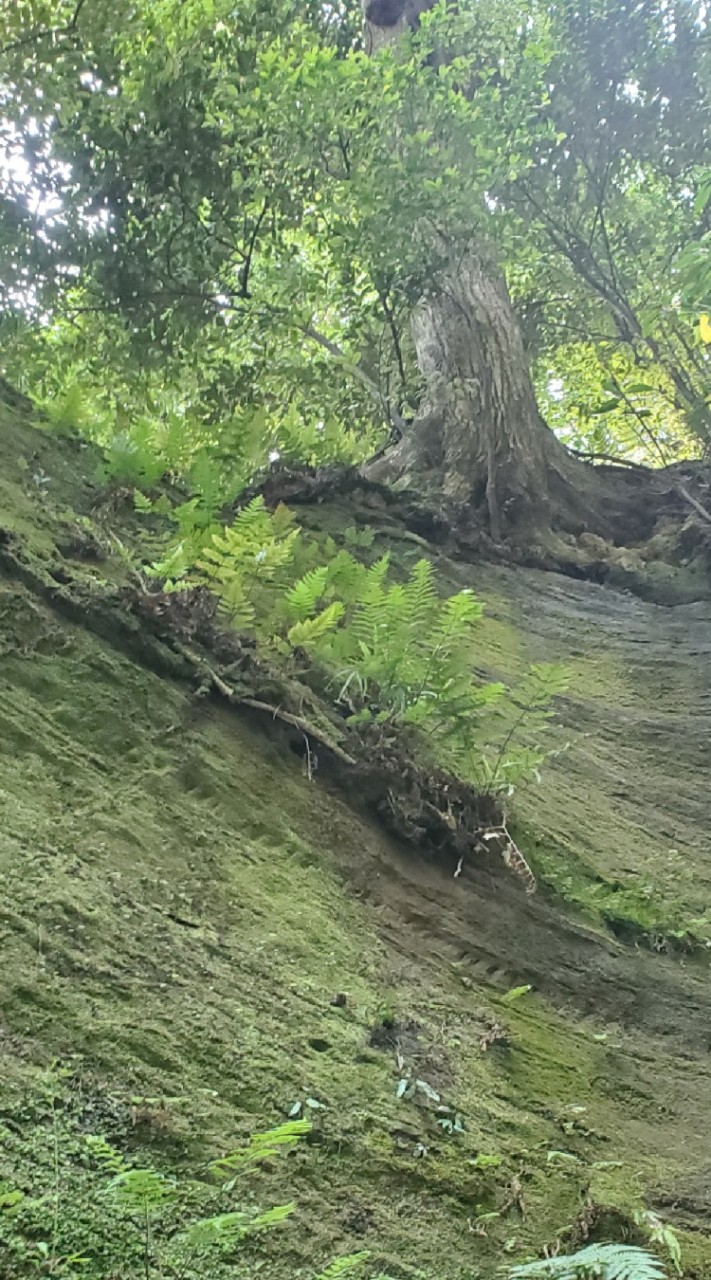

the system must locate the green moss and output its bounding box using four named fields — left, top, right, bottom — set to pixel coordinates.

left=2, top=403, right=711, bottom=1278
